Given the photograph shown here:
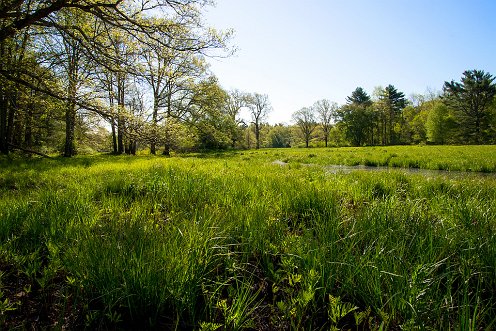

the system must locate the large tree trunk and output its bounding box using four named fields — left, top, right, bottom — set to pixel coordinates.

left=384, top=118, right=387, bottom=145
left=111, top=117, right=117, bottom=154
left=0, top=88, right=7, bottom=154
left=117, top=74, right=125, bottom=154
left=63, top=39, right=81, bottom=157
left=475, top=117, right=481, bottom=144
left=389, top=108, right=394, bottom=145
left=117, top=113, right=124, bottom=154
left=24, top=102, right=33, bottom=148
left=150, top=97, right=159, bottom=155
left=162, top=119, right=170, bottom=156
left=7, top=88, right=17, bottom=147
left=64, top=97, right=76, bottom=157
left=0, top=39, right=8, bottom=155
left=162, top=97, right=173, bottom=156
left=255, top=122, right=260, bottom=149
left=130, top=141, right=136, bottom=155
left=106, top=74, right=118, bottom=154
left=64, top=58, right=78, bottom=157
left=150, top=140, right=156, bottom=154
left=163, top=122, right=170, bottom=156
